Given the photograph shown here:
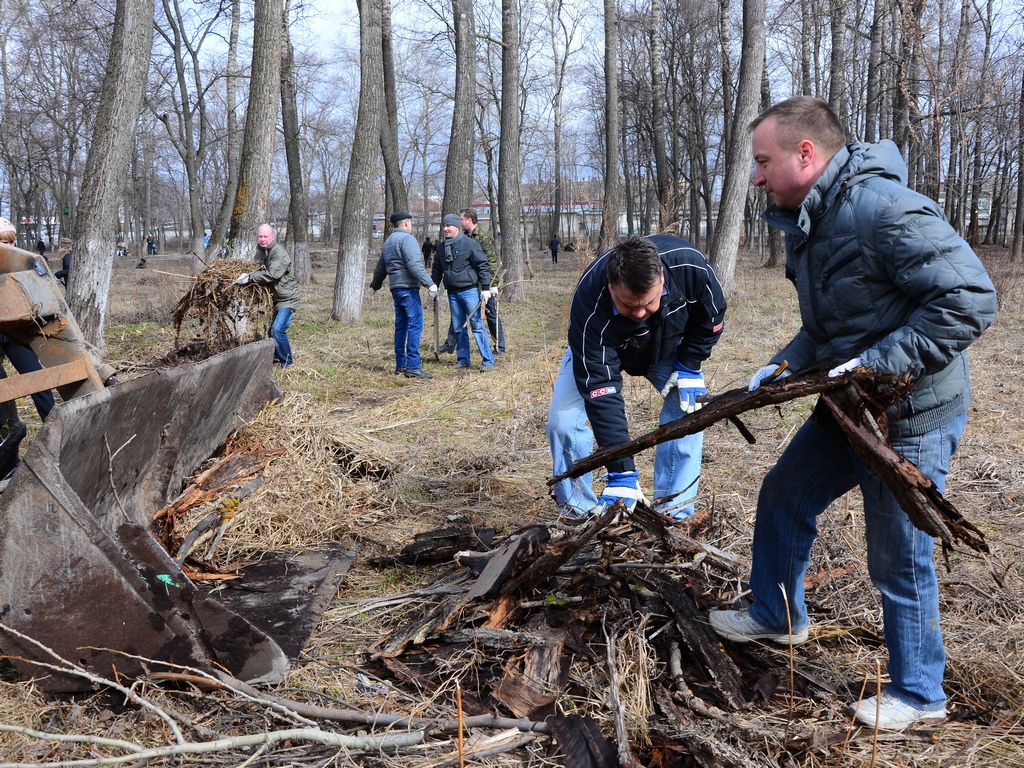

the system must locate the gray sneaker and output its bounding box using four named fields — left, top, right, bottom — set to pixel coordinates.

left=847, top=692, right=946, bottom=730
left=708, top=608, right=809, bottom=645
